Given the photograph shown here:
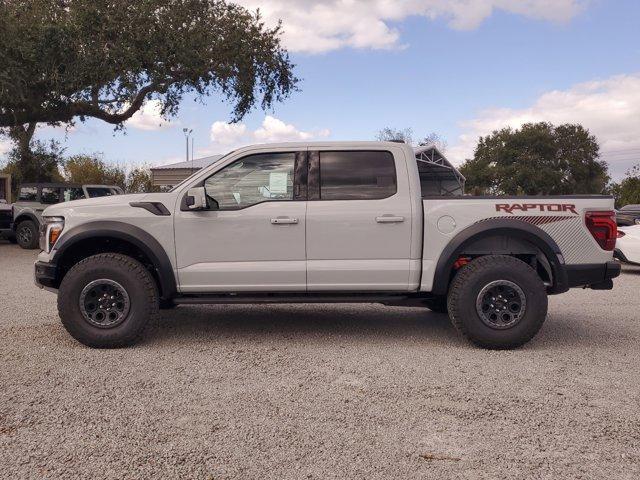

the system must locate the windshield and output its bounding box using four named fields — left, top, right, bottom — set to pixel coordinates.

left=168, top=151, right=234, bottom=192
